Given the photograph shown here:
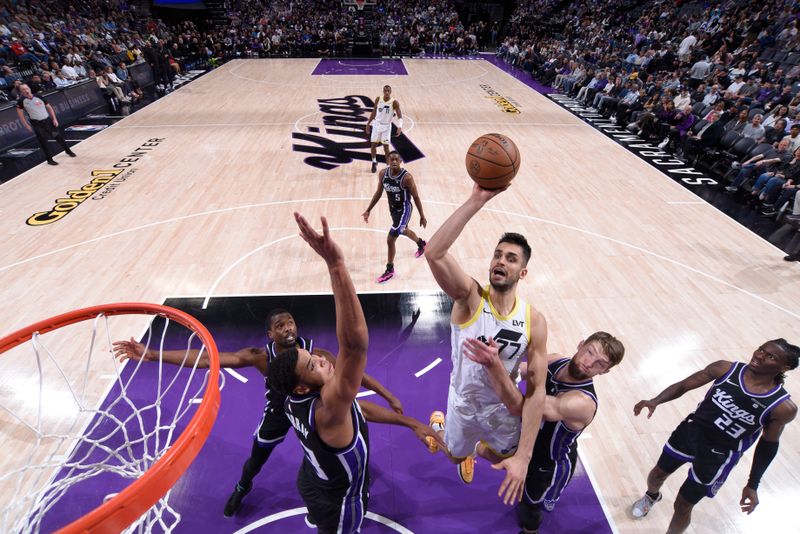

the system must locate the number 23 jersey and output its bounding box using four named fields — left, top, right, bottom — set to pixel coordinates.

left=692, top=361, right=791, bottom=446
left=450, top=285, right=531, bottom=408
